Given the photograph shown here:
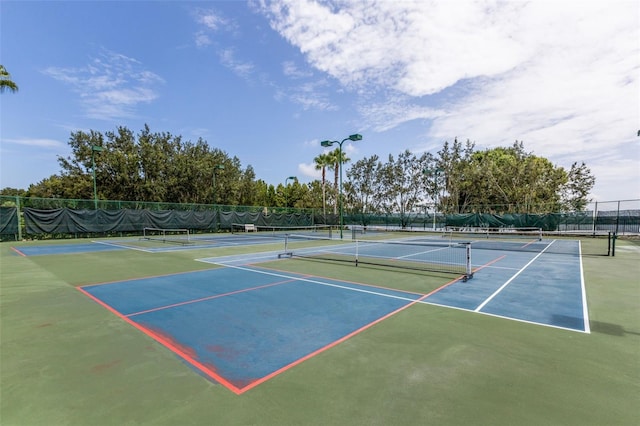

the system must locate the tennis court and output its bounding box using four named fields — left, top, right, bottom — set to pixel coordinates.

left=73, top=229, right=590, bottom=395
left=2, top=230, right=638, bottom=425
left=79, top=266, right=428, bottom=394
